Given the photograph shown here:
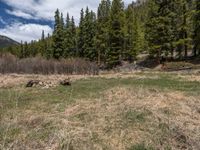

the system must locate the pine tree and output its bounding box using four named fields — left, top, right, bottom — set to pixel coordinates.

left=24, top=41, right=29, bottom=57
left=182, top=0, right=189, bottom=58
left=29, top=40, right=36, bottom=57
left=63, top=14, right=77, bottom=57
left=96, top=0, right=111, bottom=65
left=70, top=16, right=77, bottom=56
left=63, top=13, right=72, bottom=58
left=39, top=30, right=47, bottom=56
left=132, top=15, right=143, bottom=59
left=52, top=9, right=64, bottom=59
left=125, top=2, right=149, bottom=61
left=41, top=30, right=45, bottom=41
left=146, top=0, right=175, bottom=63
left=174, top=0, right=192, bottom=59
left=82, top=7, right=97, bottom=60
left=77, top=9, right=85, bottom=57
left=107, top=0, right=125, bottom=68
left=45, top=35, right=53, bottom=59
left=193, top=0, right=200, bottom=56
left=125, top=4, right=139, bottom=61
left=20, top=41, right=25, bottom=58
left=60, top=13, right=64, bottom=30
